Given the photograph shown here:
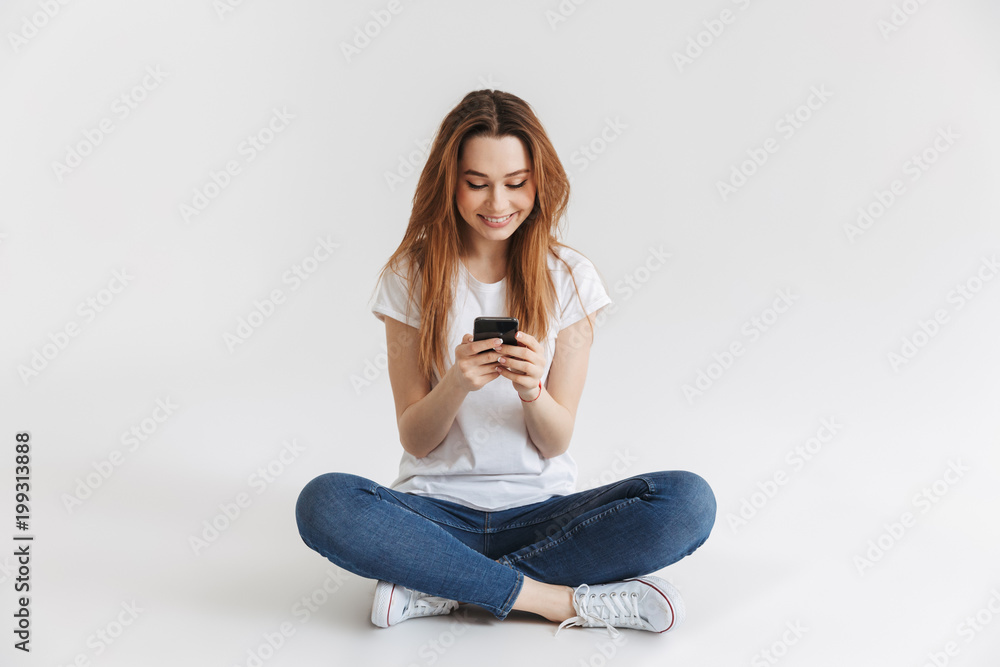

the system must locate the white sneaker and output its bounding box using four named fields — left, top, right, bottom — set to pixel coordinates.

left=371, top=579, right=460, bottom=628
left=555, top=576, right=685, bottom=638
